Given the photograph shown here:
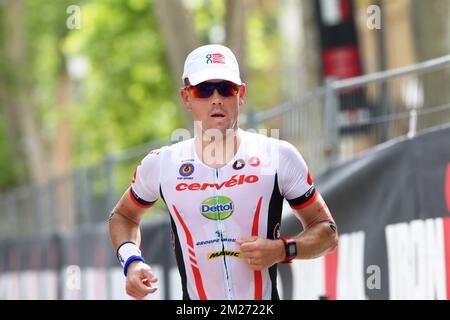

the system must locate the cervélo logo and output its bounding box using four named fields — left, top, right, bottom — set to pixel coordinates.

left=176, top=174, right=259, bottom=191
left=201, top=196, right=234, bottom=220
